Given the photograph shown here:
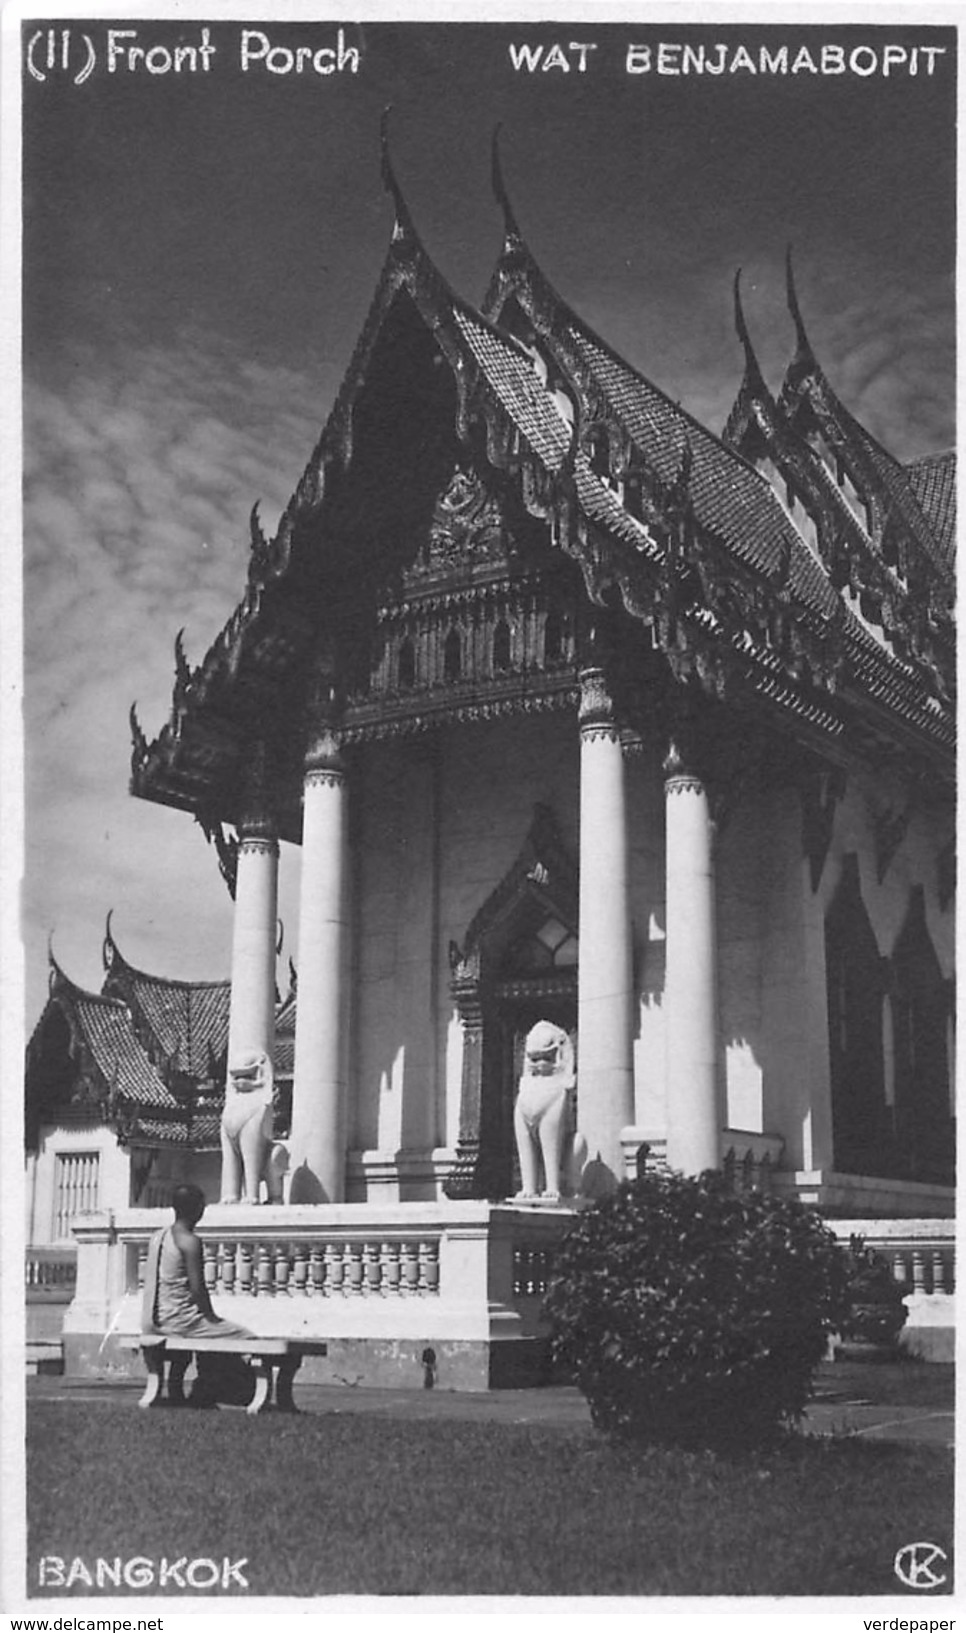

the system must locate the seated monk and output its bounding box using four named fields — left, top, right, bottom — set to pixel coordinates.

left=142, top=1182, right=255, bottom=1405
